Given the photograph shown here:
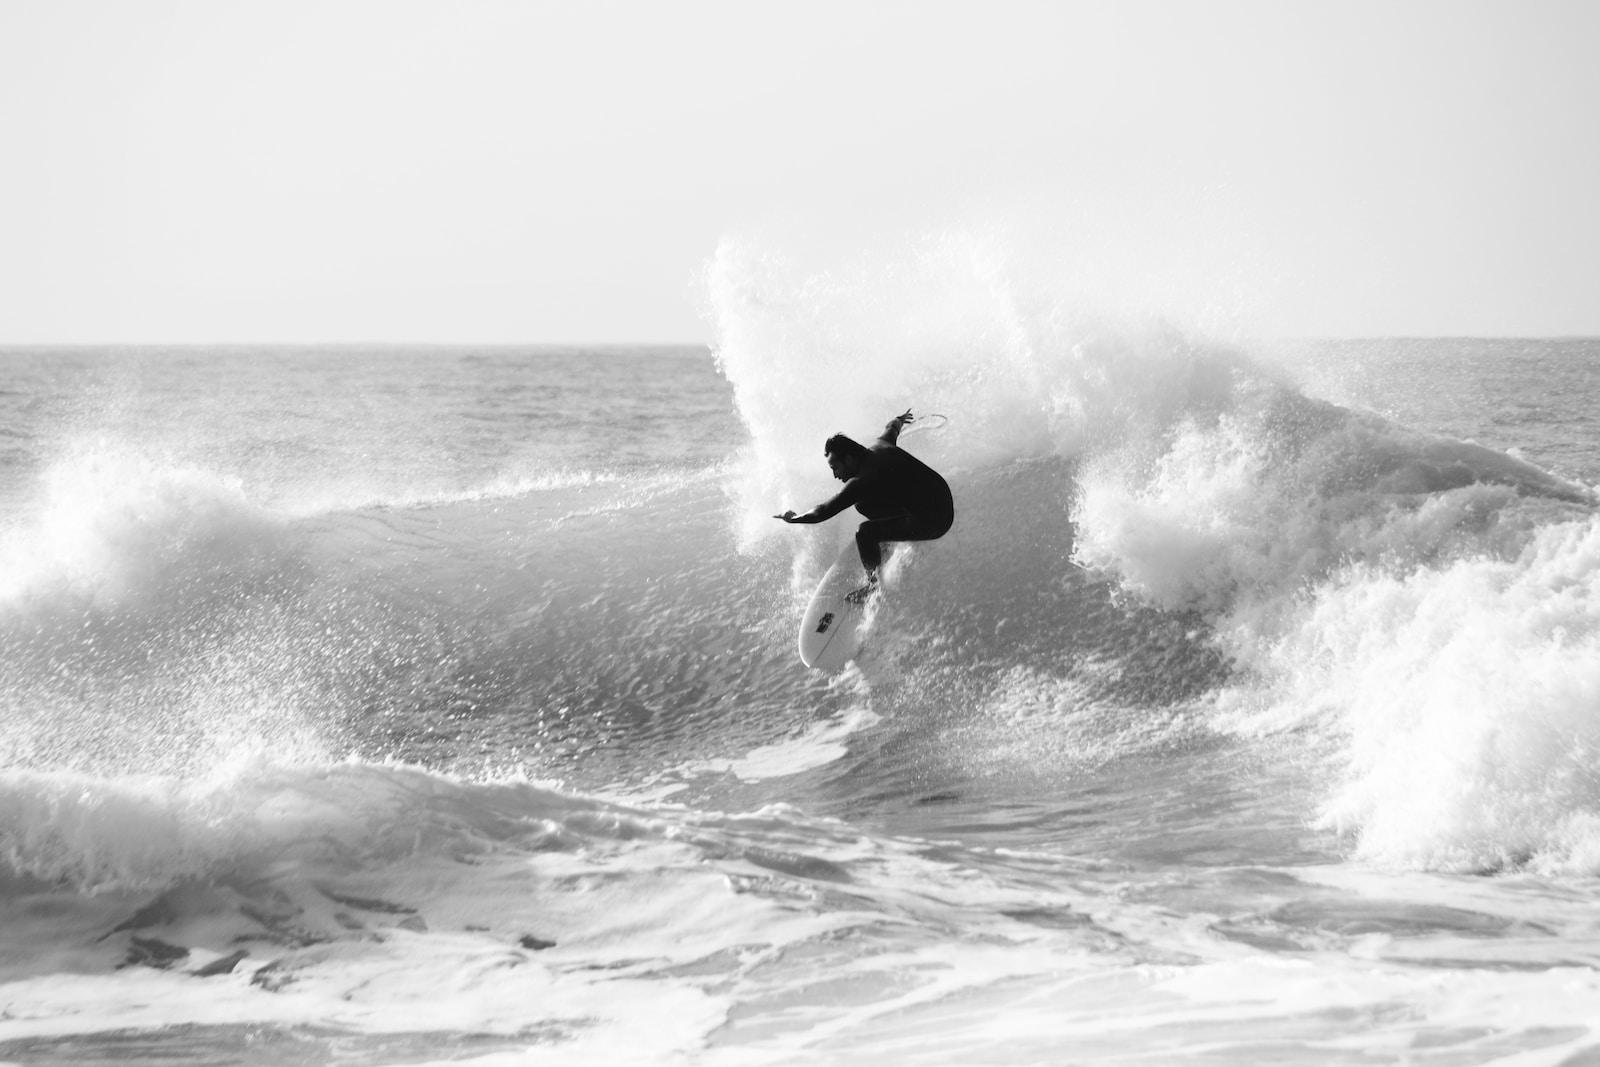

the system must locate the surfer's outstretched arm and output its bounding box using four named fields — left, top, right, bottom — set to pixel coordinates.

left=877, top=409, right=914, bottom=446
left=774, top=502, right=840, bottom=524
left=776, top=480, right=861, bottom=523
